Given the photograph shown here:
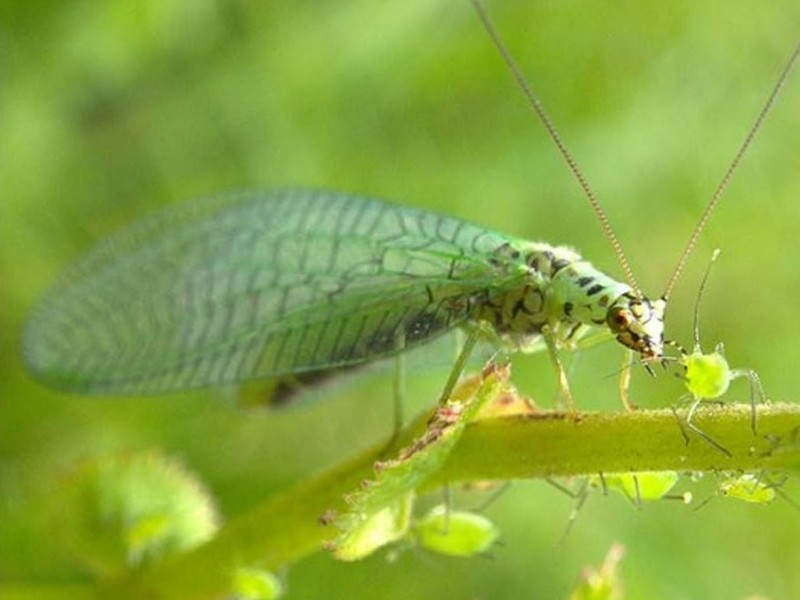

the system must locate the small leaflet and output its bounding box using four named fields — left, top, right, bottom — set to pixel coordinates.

left=327, top=363, right=510, bottom=560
